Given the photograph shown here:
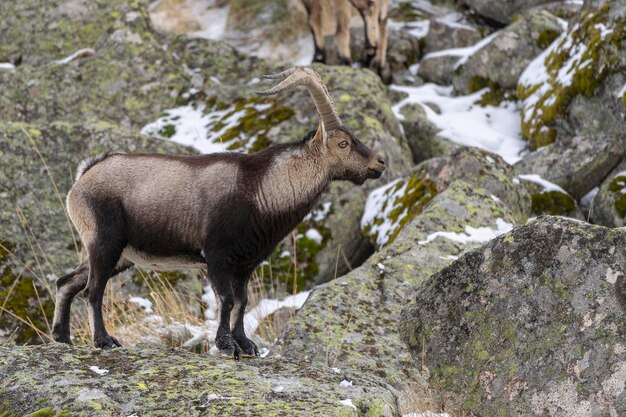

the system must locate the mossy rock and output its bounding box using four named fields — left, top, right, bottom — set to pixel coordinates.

left=529, top=191, right=581, bottom=218
left=518, top=4, right=626, bottom=150
left=401, top=216, right=626, bottom=416
left=0, top=343, right=399, bottom=416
